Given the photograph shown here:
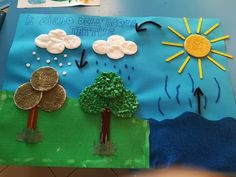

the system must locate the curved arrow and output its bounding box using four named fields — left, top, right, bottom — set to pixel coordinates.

left=135, top=21, right=162, bottom=32
left=194, top=87, right=204, bottom=115
left=75, top=49, right=88, bottom=69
